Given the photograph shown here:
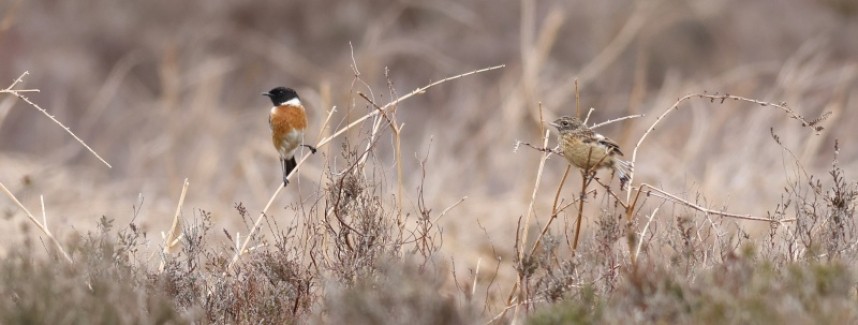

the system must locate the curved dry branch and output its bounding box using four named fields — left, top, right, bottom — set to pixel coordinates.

left=625, top=92, right=829, bottom=201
